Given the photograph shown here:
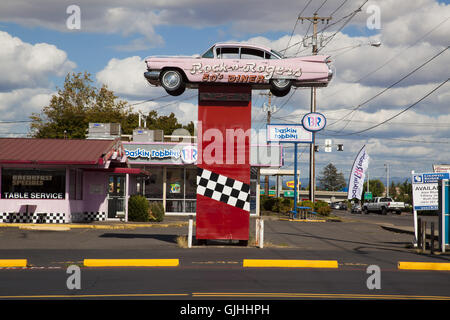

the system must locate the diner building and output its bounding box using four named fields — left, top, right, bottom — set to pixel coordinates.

left=0, top=124, right=283, bottom=222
